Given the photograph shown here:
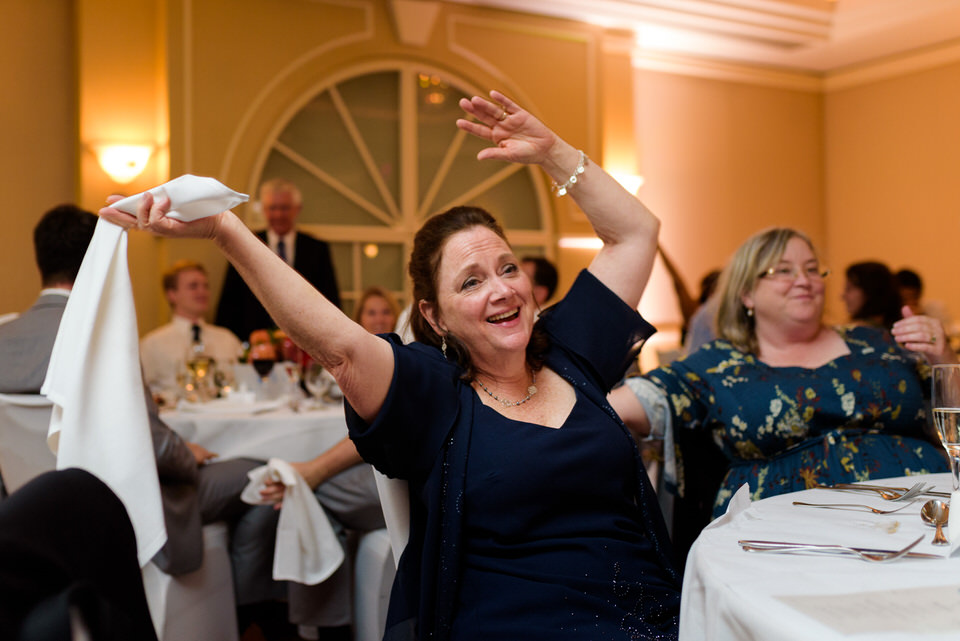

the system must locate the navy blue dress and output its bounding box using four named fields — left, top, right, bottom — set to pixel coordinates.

left=451, top=394, right=680, bottom=640
left=348, top=270, right=680, bottom=641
